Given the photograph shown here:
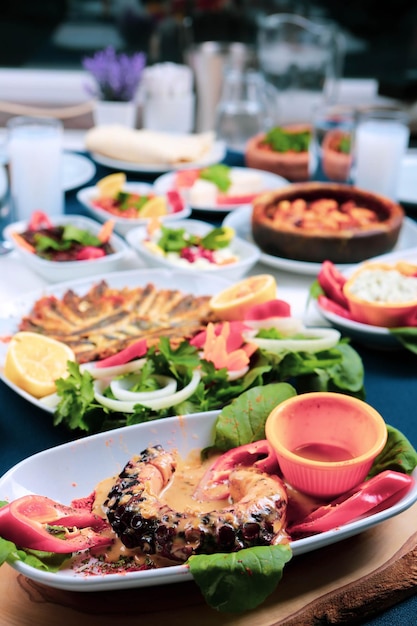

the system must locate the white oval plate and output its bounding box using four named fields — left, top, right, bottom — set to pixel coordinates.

left=1, top=410, right=416, bottom=592
left=223, top=205, right=417, bottom=276
left=315, top=247, right=417, bottom=349
left=77, top=182, right=191, bottom=236
left=153, top=167, right=289, bottom=213
left=62, top=152, right=96, bottom=191
left=90, top=140, right=227, bottom=174
left=0, top=268, right=232, bottom=411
